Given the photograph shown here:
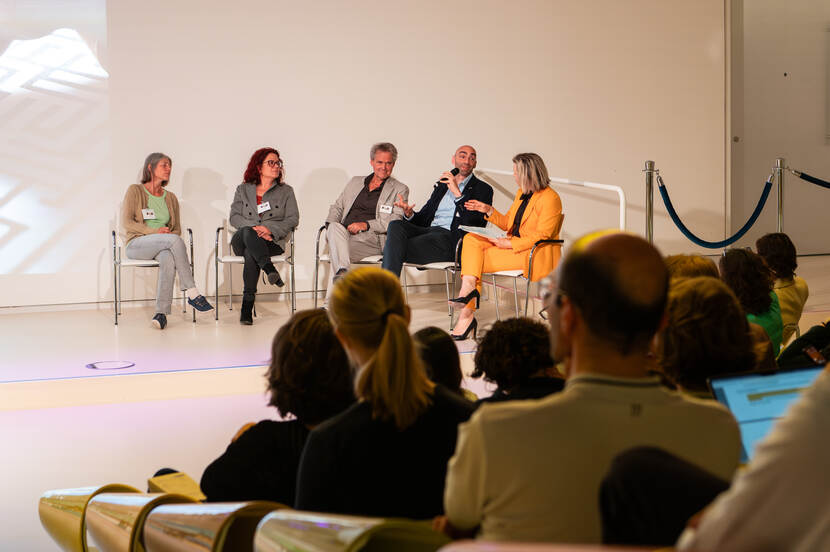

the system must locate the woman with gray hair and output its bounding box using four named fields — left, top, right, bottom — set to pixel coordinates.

left=121, top=152, right=213, bottom=329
